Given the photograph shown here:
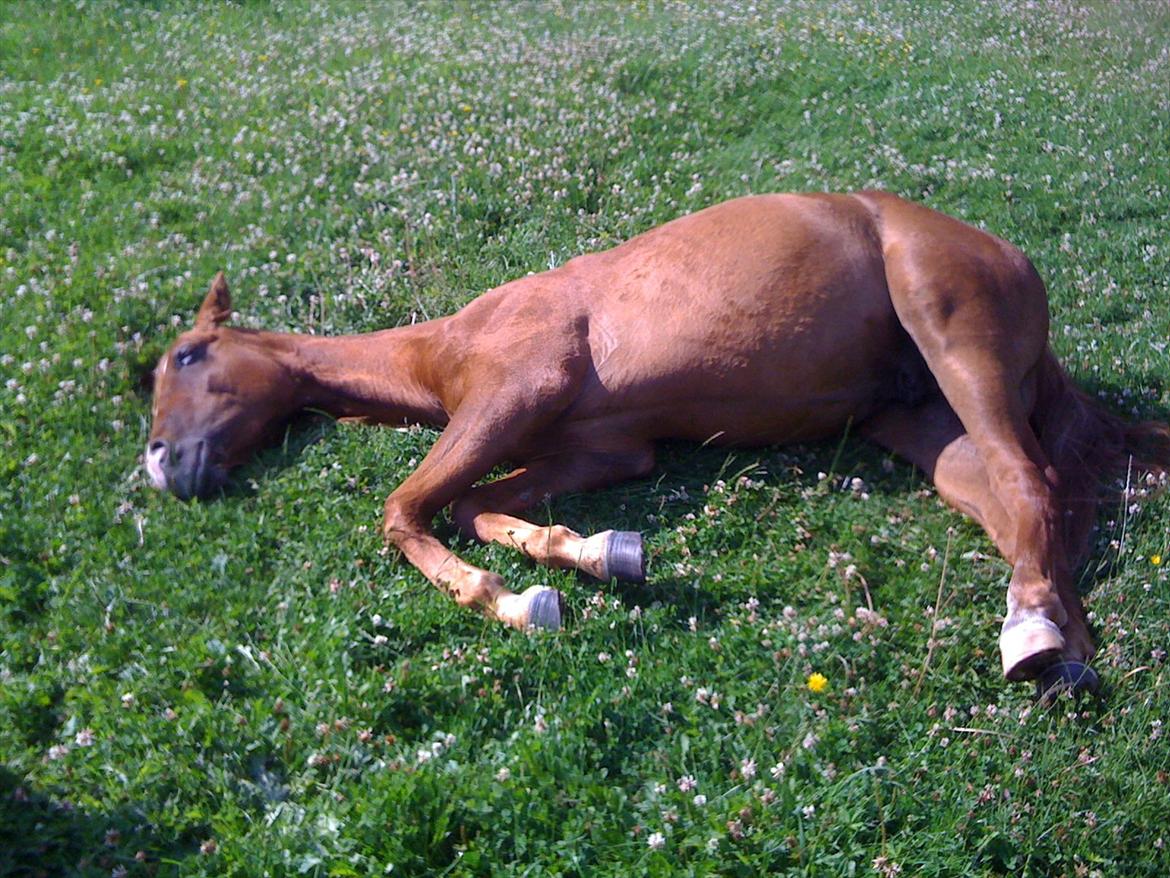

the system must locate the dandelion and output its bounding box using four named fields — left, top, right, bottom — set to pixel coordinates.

left=647, top=831, right=666, bottom=850
left=1152, top=554, right=1162, bottom=566
left=807, top=672, right=829, bottom=693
